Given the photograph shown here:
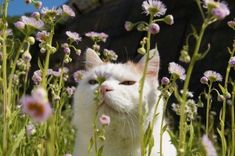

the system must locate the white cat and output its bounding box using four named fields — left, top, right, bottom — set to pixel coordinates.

left=73, top=48, right=177, bottom=156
